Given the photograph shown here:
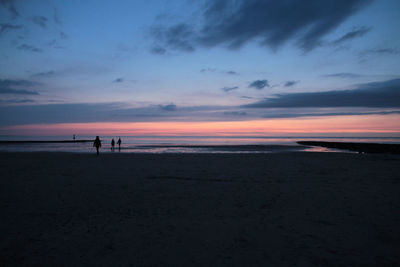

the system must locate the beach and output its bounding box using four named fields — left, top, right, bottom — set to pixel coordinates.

left=0, top=152, right=399, bottom=266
